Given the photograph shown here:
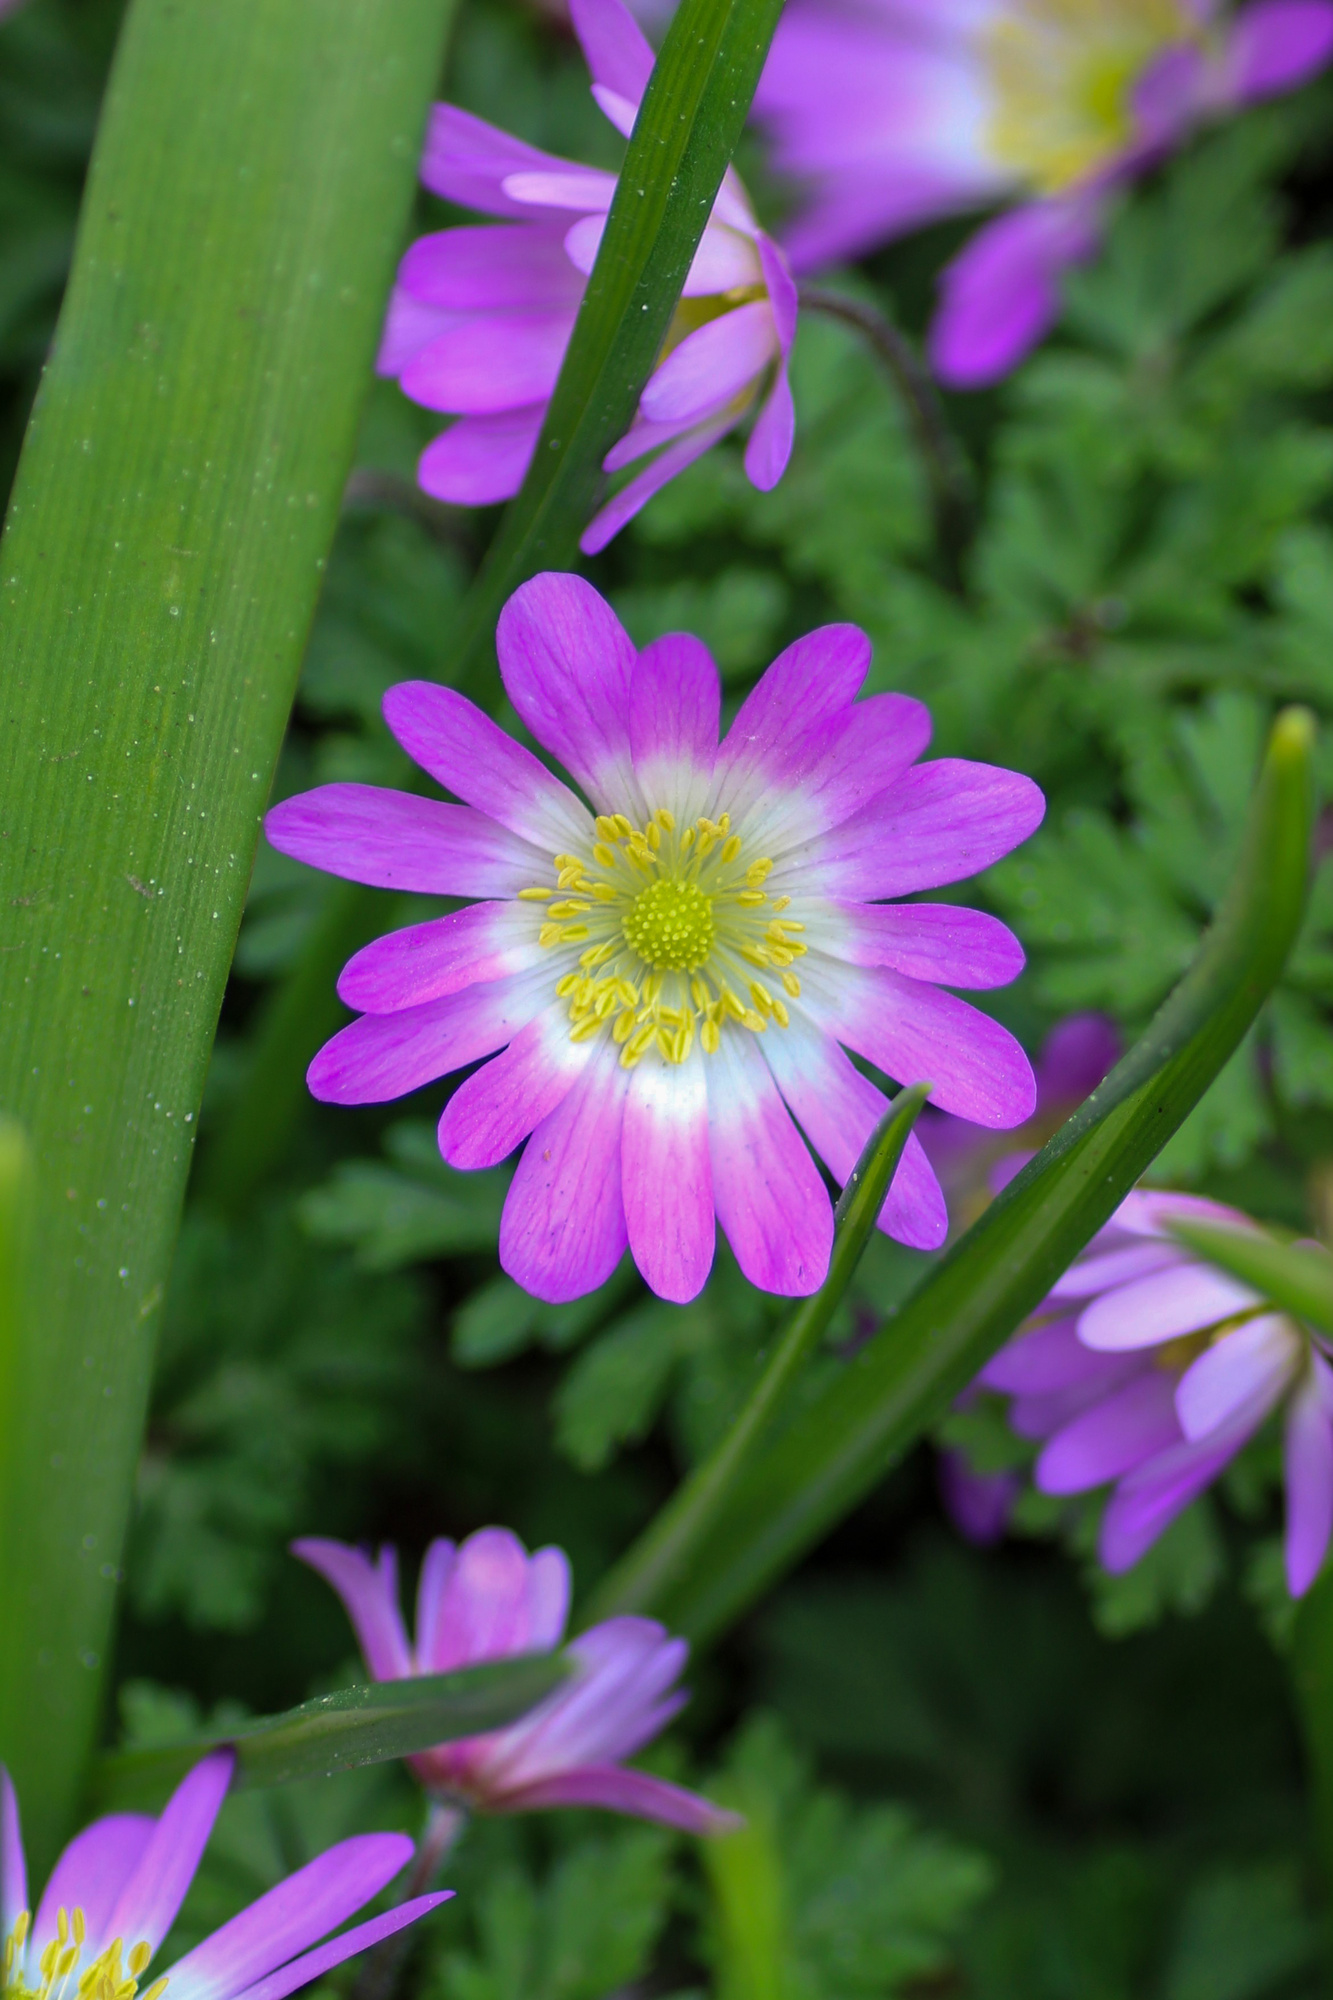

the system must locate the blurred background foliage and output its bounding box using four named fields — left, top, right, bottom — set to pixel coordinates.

left=8, top=0, right=1333, bottom=1994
